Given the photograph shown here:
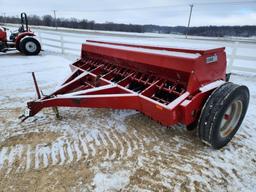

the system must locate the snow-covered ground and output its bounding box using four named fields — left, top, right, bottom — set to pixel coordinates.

left=0, top=47, right=256, bottom=191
